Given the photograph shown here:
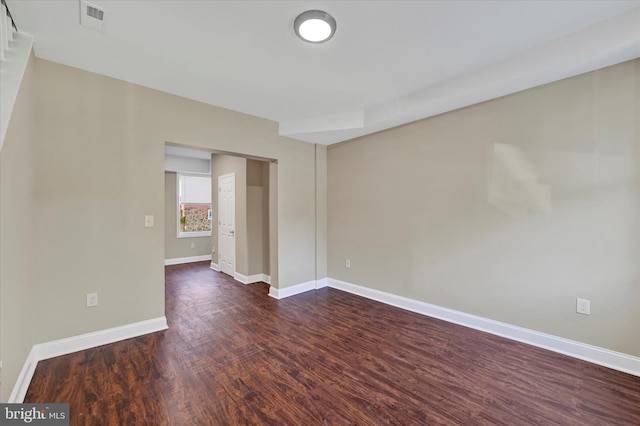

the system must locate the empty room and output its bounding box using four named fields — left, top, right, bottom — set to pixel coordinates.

left=1, top=1, right=639, bottom=424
